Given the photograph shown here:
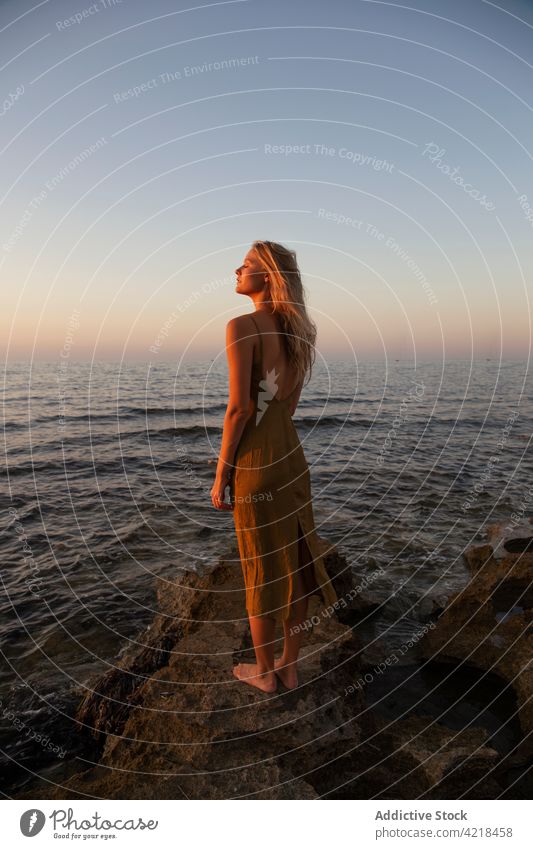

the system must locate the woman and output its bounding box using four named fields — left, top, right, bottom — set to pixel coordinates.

left=210, top=240, right=337, bottom=693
